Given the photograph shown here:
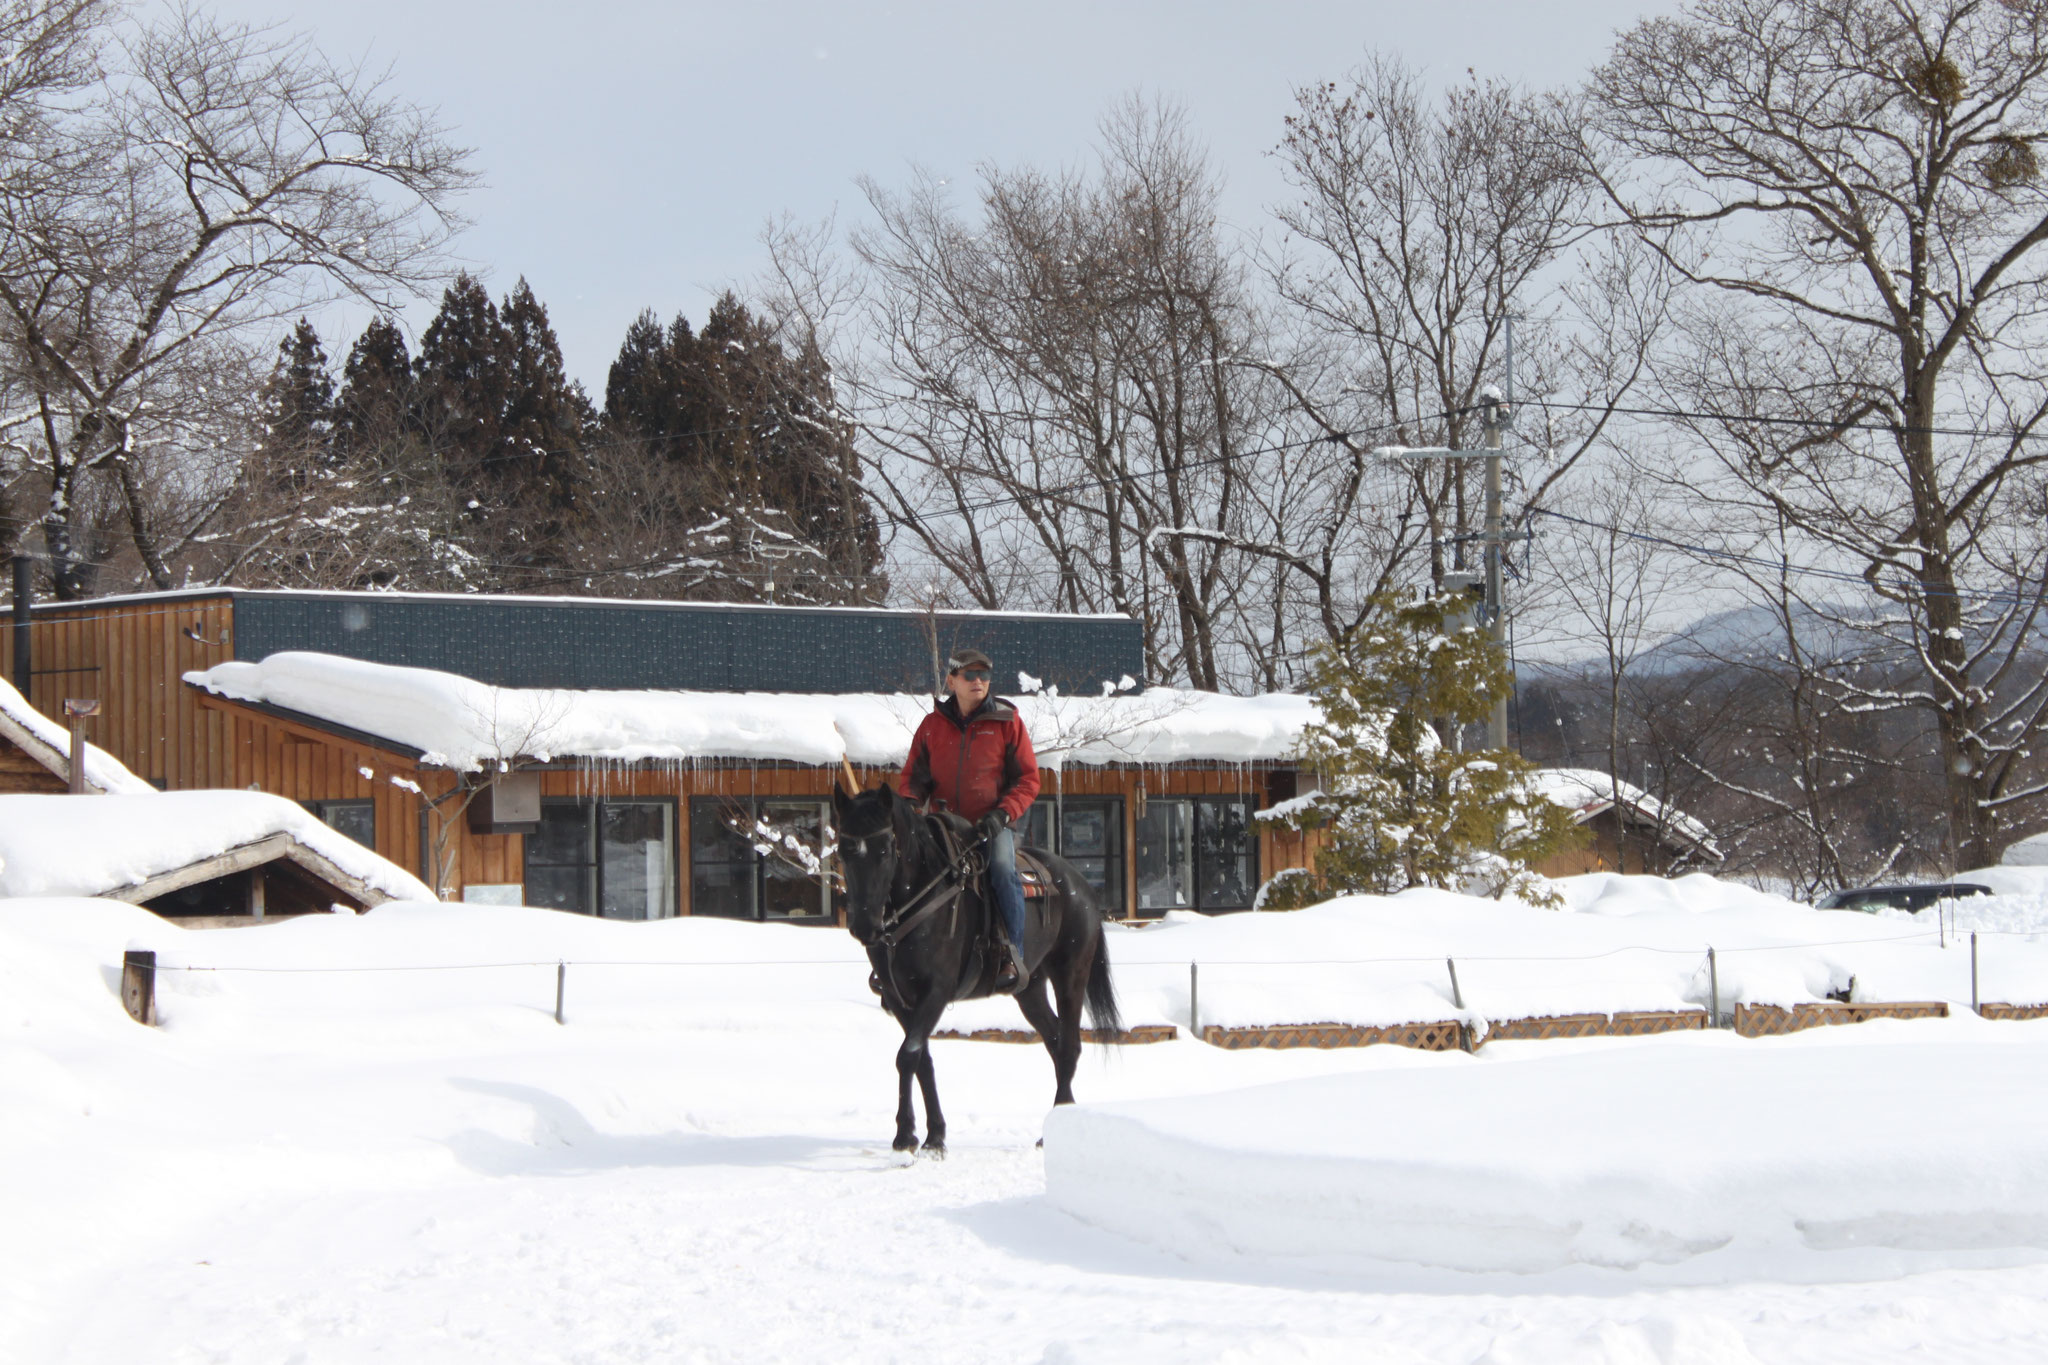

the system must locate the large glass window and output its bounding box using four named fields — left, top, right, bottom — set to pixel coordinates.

left=688, top=797, right=835, bottom=921
left=1022, top=796, right=1126, bottom=915
left=1136, top=796, right=1258, bottom=915
left=525, top=798, right=676, bottom=919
